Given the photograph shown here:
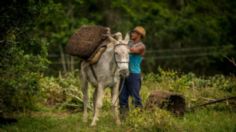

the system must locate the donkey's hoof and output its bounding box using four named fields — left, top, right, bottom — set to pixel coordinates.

left=116, top=120, right=121, bottom=126
left=83, top=113, right=88, bottom=123
left=90, top=122, right=96, bottom=127
left=82, top=118, right=88, bottom=123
